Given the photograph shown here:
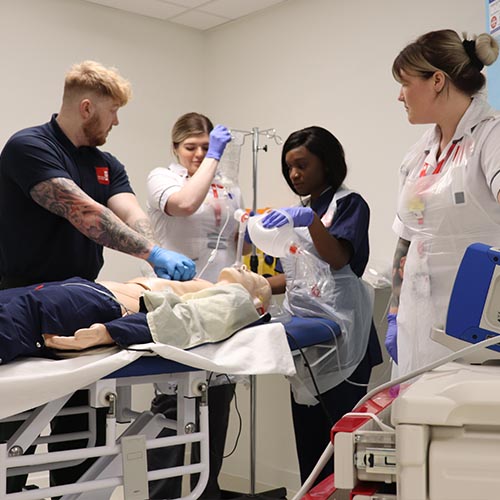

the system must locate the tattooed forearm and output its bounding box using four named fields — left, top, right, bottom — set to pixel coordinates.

left=131, top=217, right=156, bottom=242
left=91, top=210, right=152, bottom=256
left=31, top=178, right=152, bottom=258
left=31, top=178, right=84, bottom=221
left=390, top=237, right=410, bottom=312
